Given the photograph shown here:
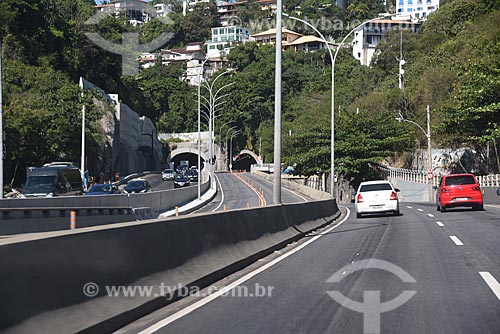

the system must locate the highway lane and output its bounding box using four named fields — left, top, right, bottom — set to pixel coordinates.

left=194, top=172, right=261, bottom=213
left=123, top=173, right=199, bottom=192
left=116, top=203, right=500, bottom=334
left=194, top=172, right=310, bottom=214
left=243, top=172, right=311, bottom=204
